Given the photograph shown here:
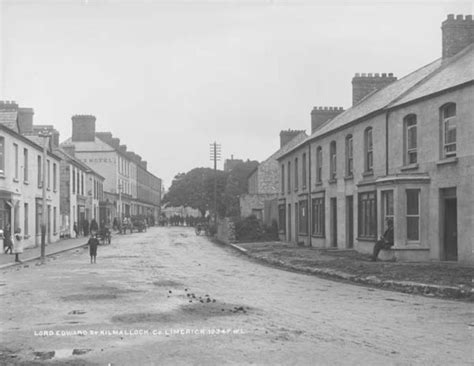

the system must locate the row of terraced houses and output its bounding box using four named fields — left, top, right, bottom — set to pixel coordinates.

left=0, top=105, right=161, bottom=249
left=245, top=15, right=473, bottom=265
